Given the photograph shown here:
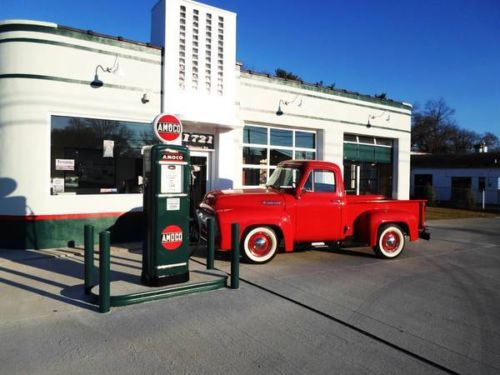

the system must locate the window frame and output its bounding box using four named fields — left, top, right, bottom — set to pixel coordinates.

left=242, top=124, right=317, bottom=187
left=49, top=113, right=153, bottom=196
